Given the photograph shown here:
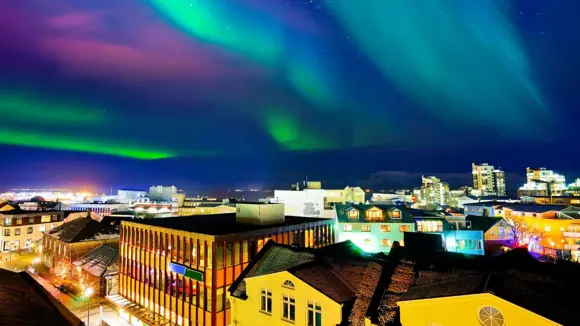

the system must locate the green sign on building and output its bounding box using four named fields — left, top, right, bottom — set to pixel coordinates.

left=169, top=262, right=205, bottom=282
